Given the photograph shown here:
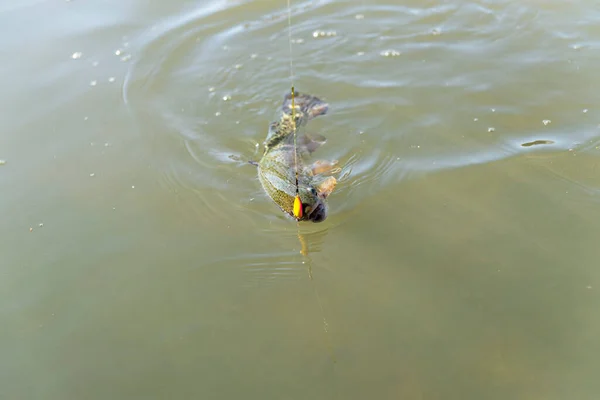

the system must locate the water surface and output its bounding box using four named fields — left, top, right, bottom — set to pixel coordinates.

left=2, top=0, right=600, bottom=398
